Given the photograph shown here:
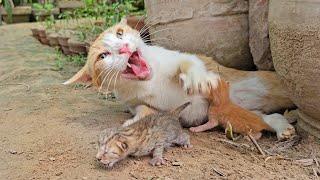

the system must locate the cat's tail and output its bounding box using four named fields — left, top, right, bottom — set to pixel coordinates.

left=171, top=102, right=191, bottom=116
